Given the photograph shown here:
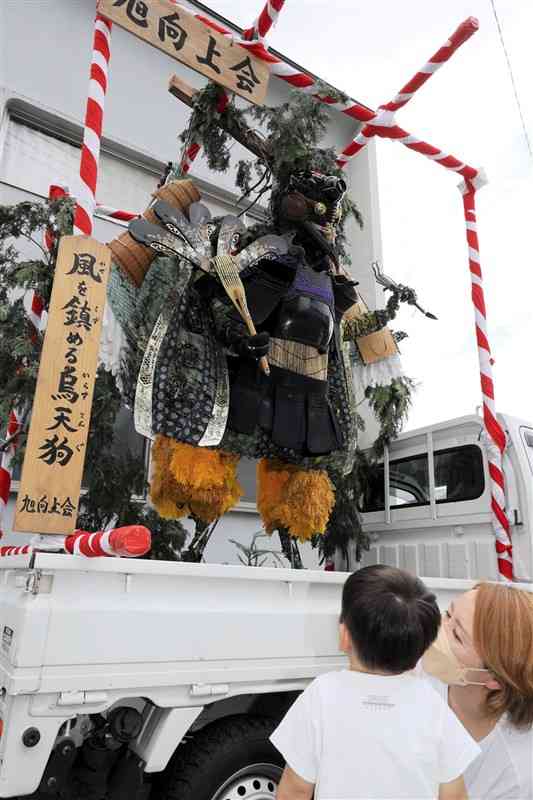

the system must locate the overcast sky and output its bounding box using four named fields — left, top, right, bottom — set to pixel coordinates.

left=207, top=0, right=533, bottom=431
